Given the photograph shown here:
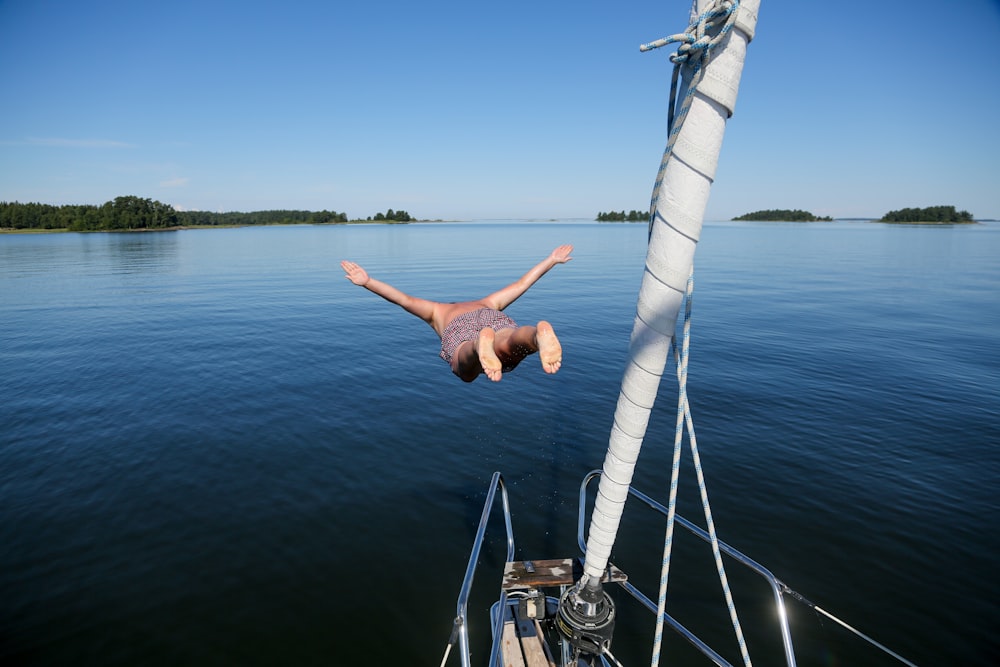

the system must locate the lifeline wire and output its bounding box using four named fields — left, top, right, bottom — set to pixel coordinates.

left=781, top=586, right=921, bottom=667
